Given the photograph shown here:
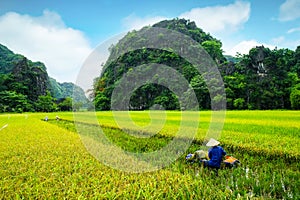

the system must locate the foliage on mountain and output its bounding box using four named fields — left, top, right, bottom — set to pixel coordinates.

left=0, top=44, right=88, bottom=112
left=0, top=44, right=26, bottom=73
left=49, top=78, right=88, bottom=104
left=223, top=46, right=300, bottom=109
left=93, top=18, right=300, bottom=110
left=94, top=18, right=226, bottom=110
left=0, top=46, right=50, bottom=112
left=35, top=91, right=57, bottom=112
left=290, top=84, right=300, bottom=109
left=224, top=55, right=241, bottom=63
